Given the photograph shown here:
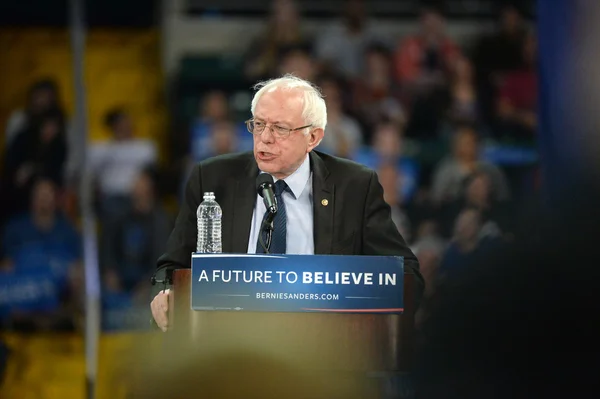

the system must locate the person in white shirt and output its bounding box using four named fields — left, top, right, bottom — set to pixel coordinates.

left=89, top=108, right=157, bottom=219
